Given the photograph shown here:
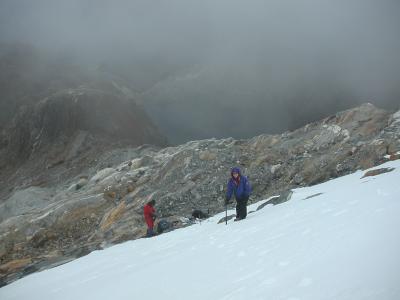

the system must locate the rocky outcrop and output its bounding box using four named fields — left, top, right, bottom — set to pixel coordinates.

left=362, top=167, right=395, bottom=178
left=3, top=87, right=166, bottom=162
left=0, top=86, right=167, bottom=201
left=0, top=103, right=399, bottom=285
